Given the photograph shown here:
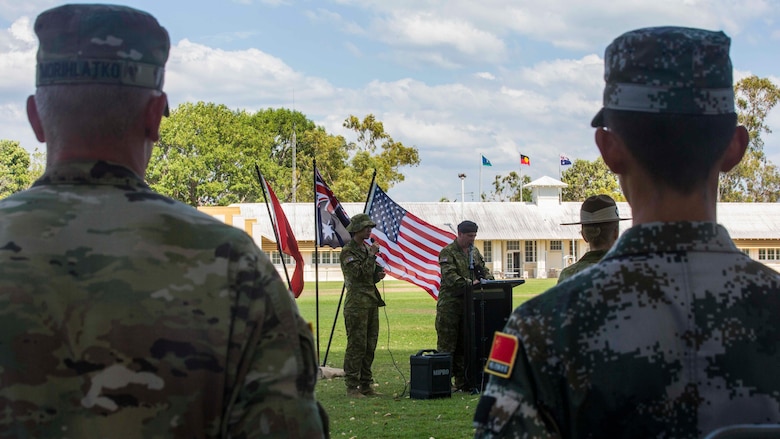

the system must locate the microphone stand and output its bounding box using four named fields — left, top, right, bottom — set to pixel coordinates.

left=467, top=245, right=486, bottom=394
left=472, top=247, right=488, bottom=394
